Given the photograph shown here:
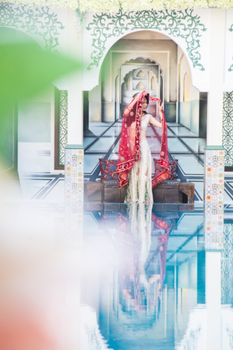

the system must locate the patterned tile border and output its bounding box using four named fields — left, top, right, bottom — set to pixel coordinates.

left=204, top=147, right=224, bottom=250
left=65, top=145, right=84, bottom=211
